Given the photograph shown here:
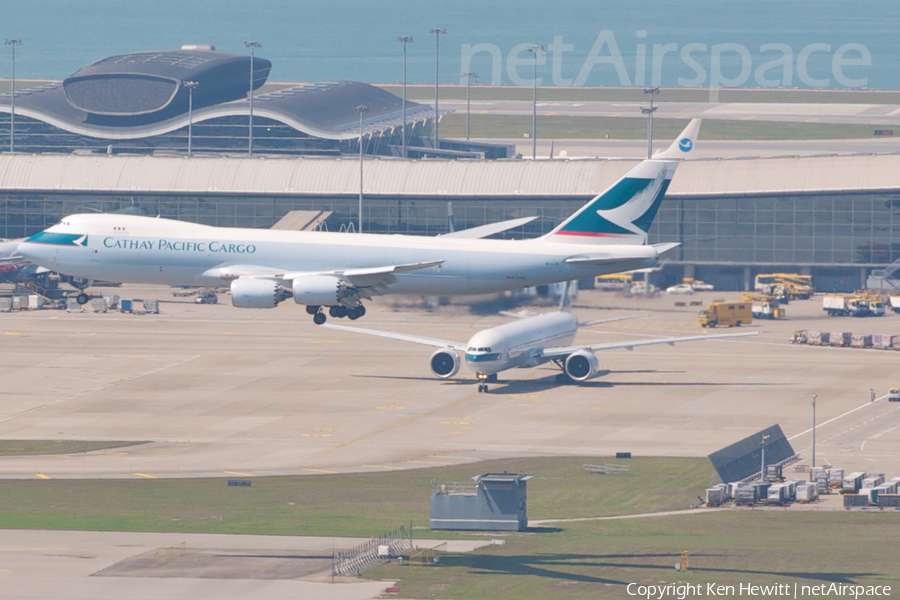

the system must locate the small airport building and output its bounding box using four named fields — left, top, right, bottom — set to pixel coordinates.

left=0, top=152, right=897, bottom=292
